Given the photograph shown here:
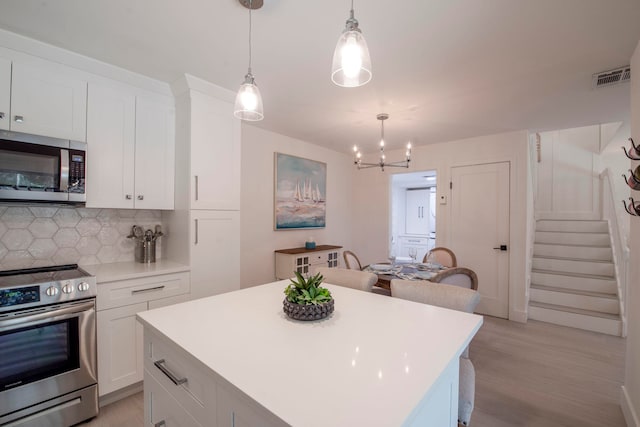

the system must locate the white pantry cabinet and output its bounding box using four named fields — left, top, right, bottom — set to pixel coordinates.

left=0, top=56, right=9, bottom=130
left=96, top=271, right=189, bottom=396
left=405, top=188, right=430, bottom=235
left=190, top=210, right=240, bottom=299
left=86, top=83, right=175, bottom=210
left=190, top=90, right=240, bottom=210
left=10, top=61, right=87, bottom=141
